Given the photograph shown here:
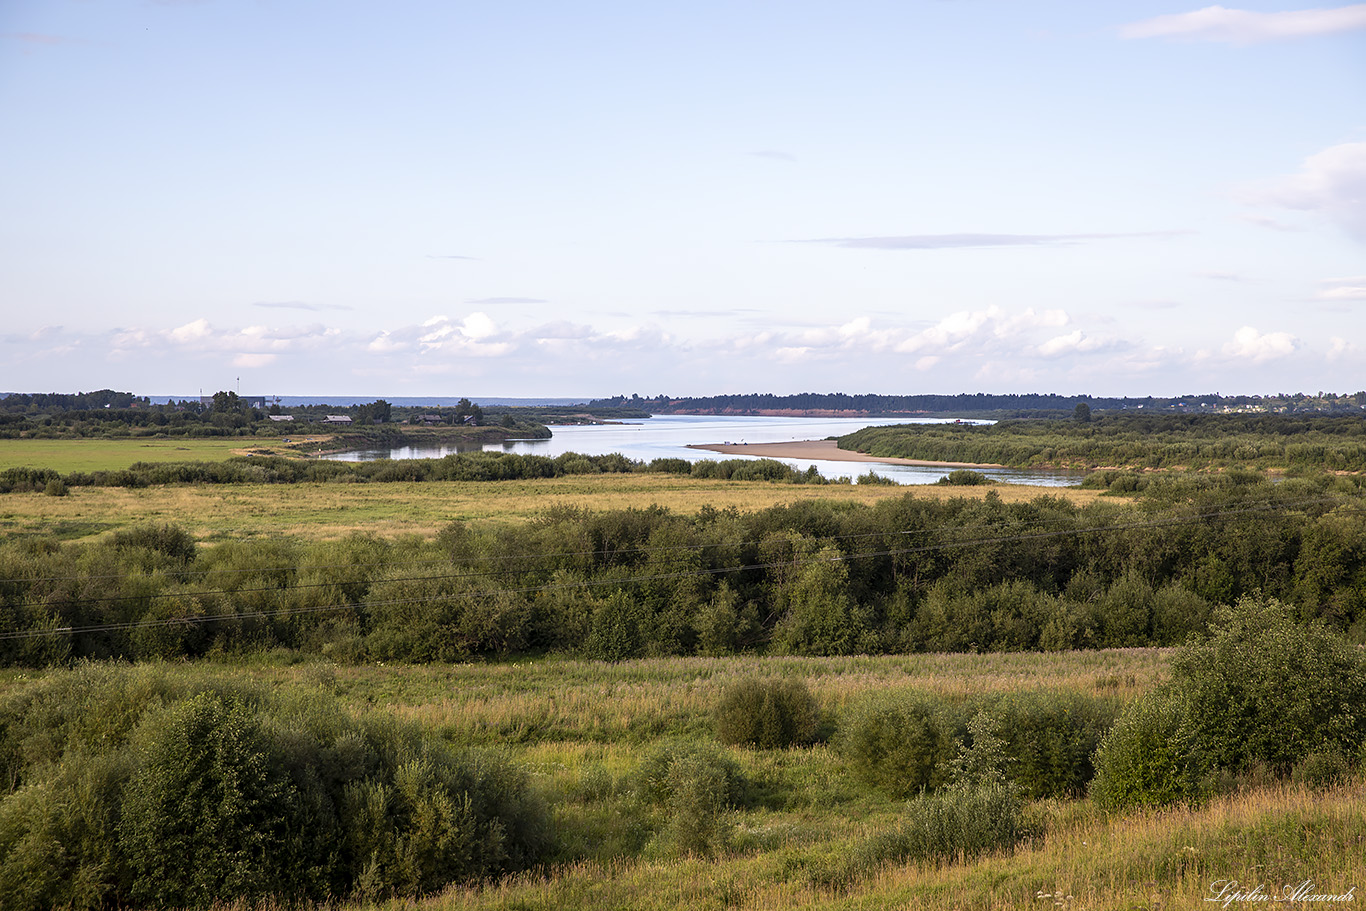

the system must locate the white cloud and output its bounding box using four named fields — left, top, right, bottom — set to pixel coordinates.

left=1121, top=4, right=1366, bottom=44
left=460, top=312, right=500, bottom=340
left=367, top=332, right=405, bottom=353
left=1254, top=142, right=1366, bottom=242
left=169, top=318, right=213, bottom=344
left=897, top=308, right=992, bottom=352
left=774, top=346, right=813, bottom=363
left=1318, top=276, right=1366, bottom=301
left=1038, top=330, right=1097, bottom=357
left=1222, top=326, right=1299, bottom=362
left=892, top=307, right=1071, bottom=355
left=1327, top=337, right=1355, bottom=360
